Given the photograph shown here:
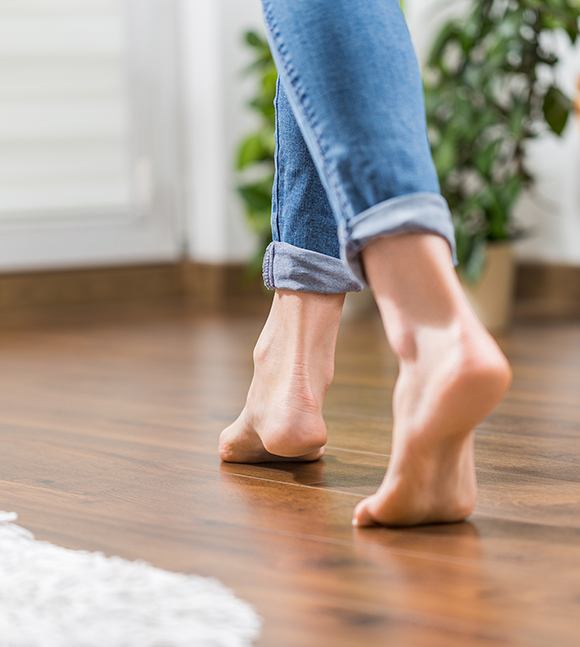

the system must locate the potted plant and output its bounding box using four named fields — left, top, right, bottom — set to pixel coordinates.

left=425, top=0, right=579, bottom=329
left=236, top=1, right=579, bottom=328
